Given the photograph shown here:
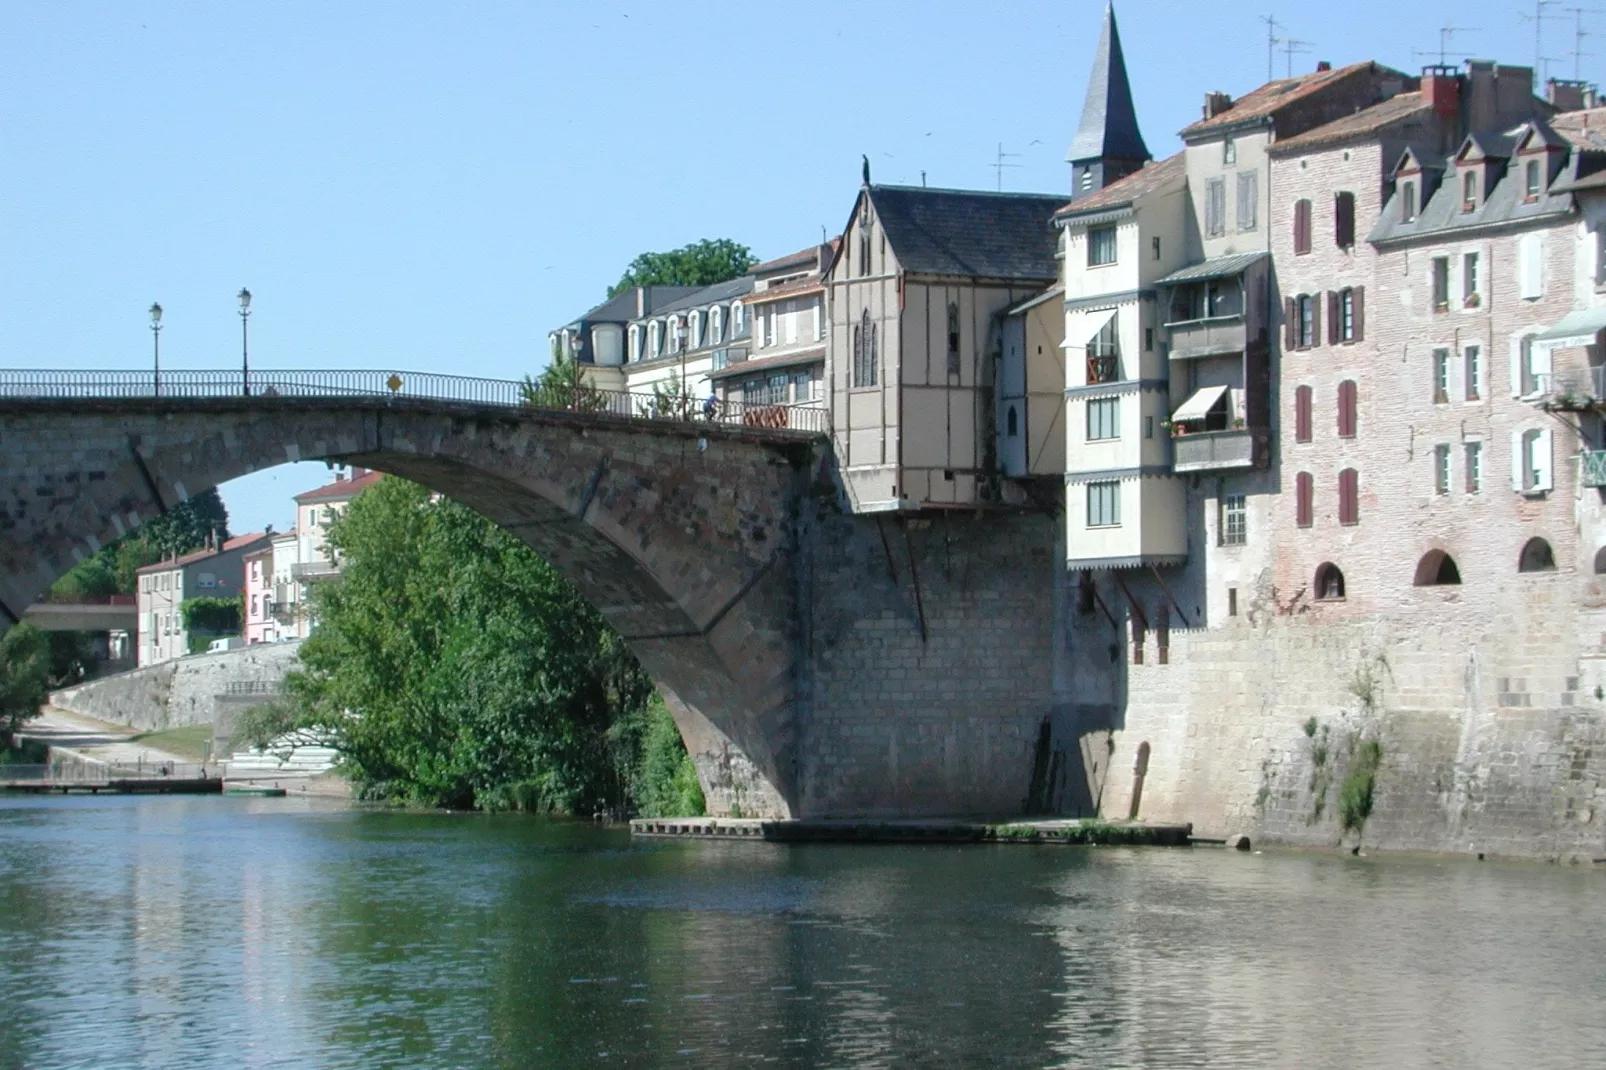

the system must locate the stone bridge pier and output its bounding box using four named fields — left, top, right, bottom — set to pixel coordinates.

left=2, top=397, right=1071, bottom=820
